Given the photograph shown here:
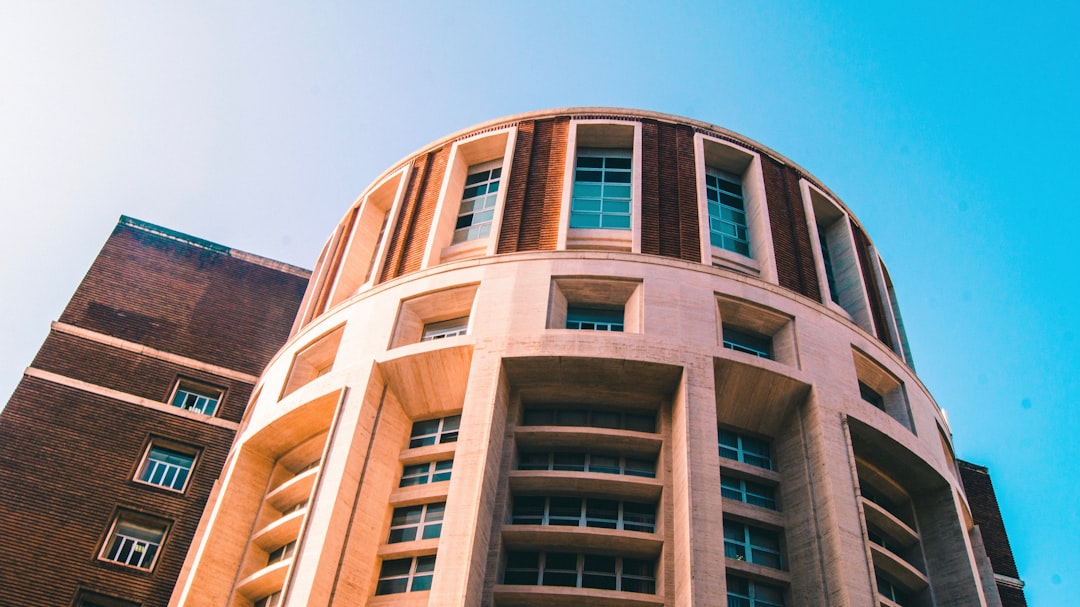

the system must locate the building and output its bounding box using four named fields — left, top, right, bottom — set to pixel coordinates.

left=161, top=108, right=1025, bottom=607
left=0, top=217, right=309, bottom=607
